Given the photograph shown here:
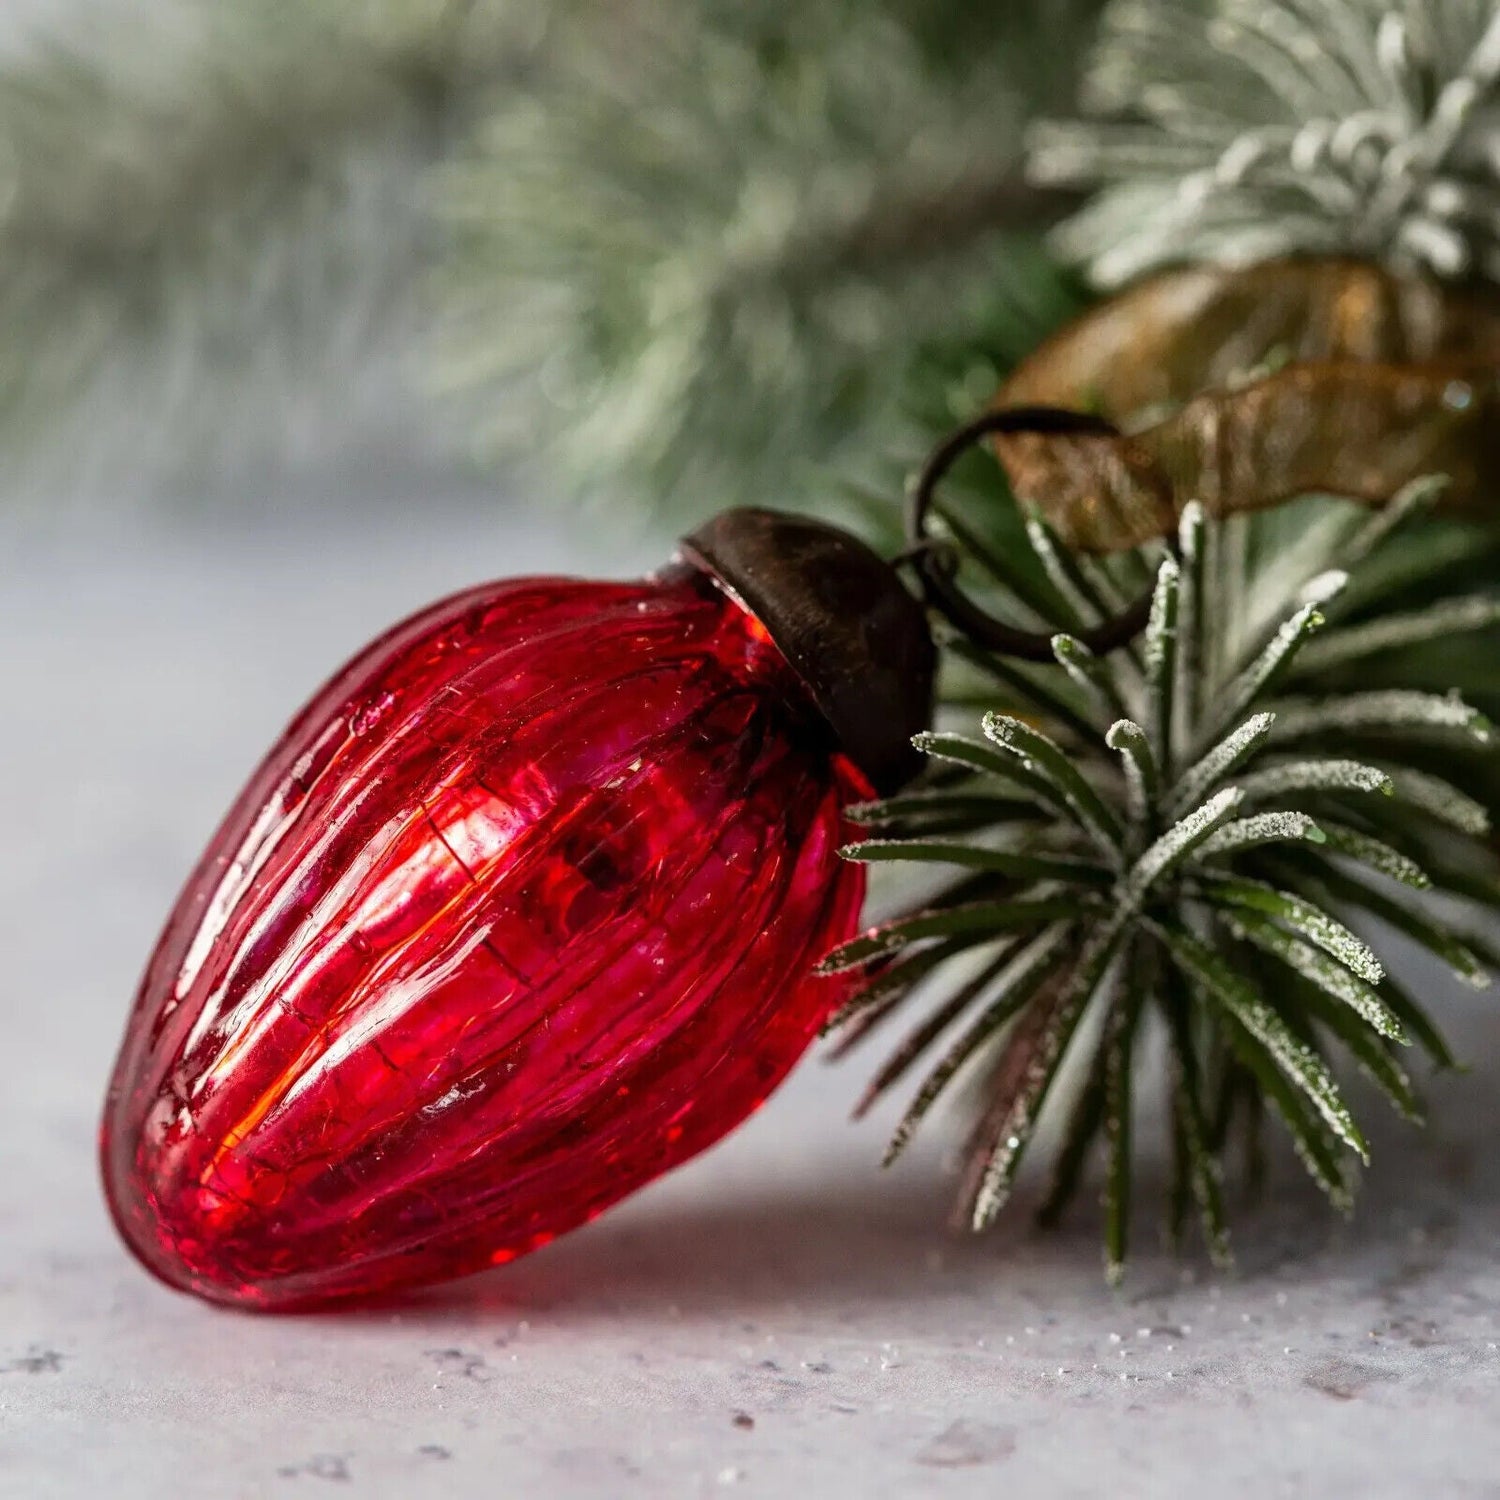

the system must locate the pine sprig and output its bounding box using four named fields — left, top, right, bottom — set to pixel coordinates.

left=0, top=0, right=536, bottom=484
left=439, top=1, right=1099, bottom=520
left=830, top=497, right=1500, bottom=1280
left=1031, top=0, right=1500, bottom=286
